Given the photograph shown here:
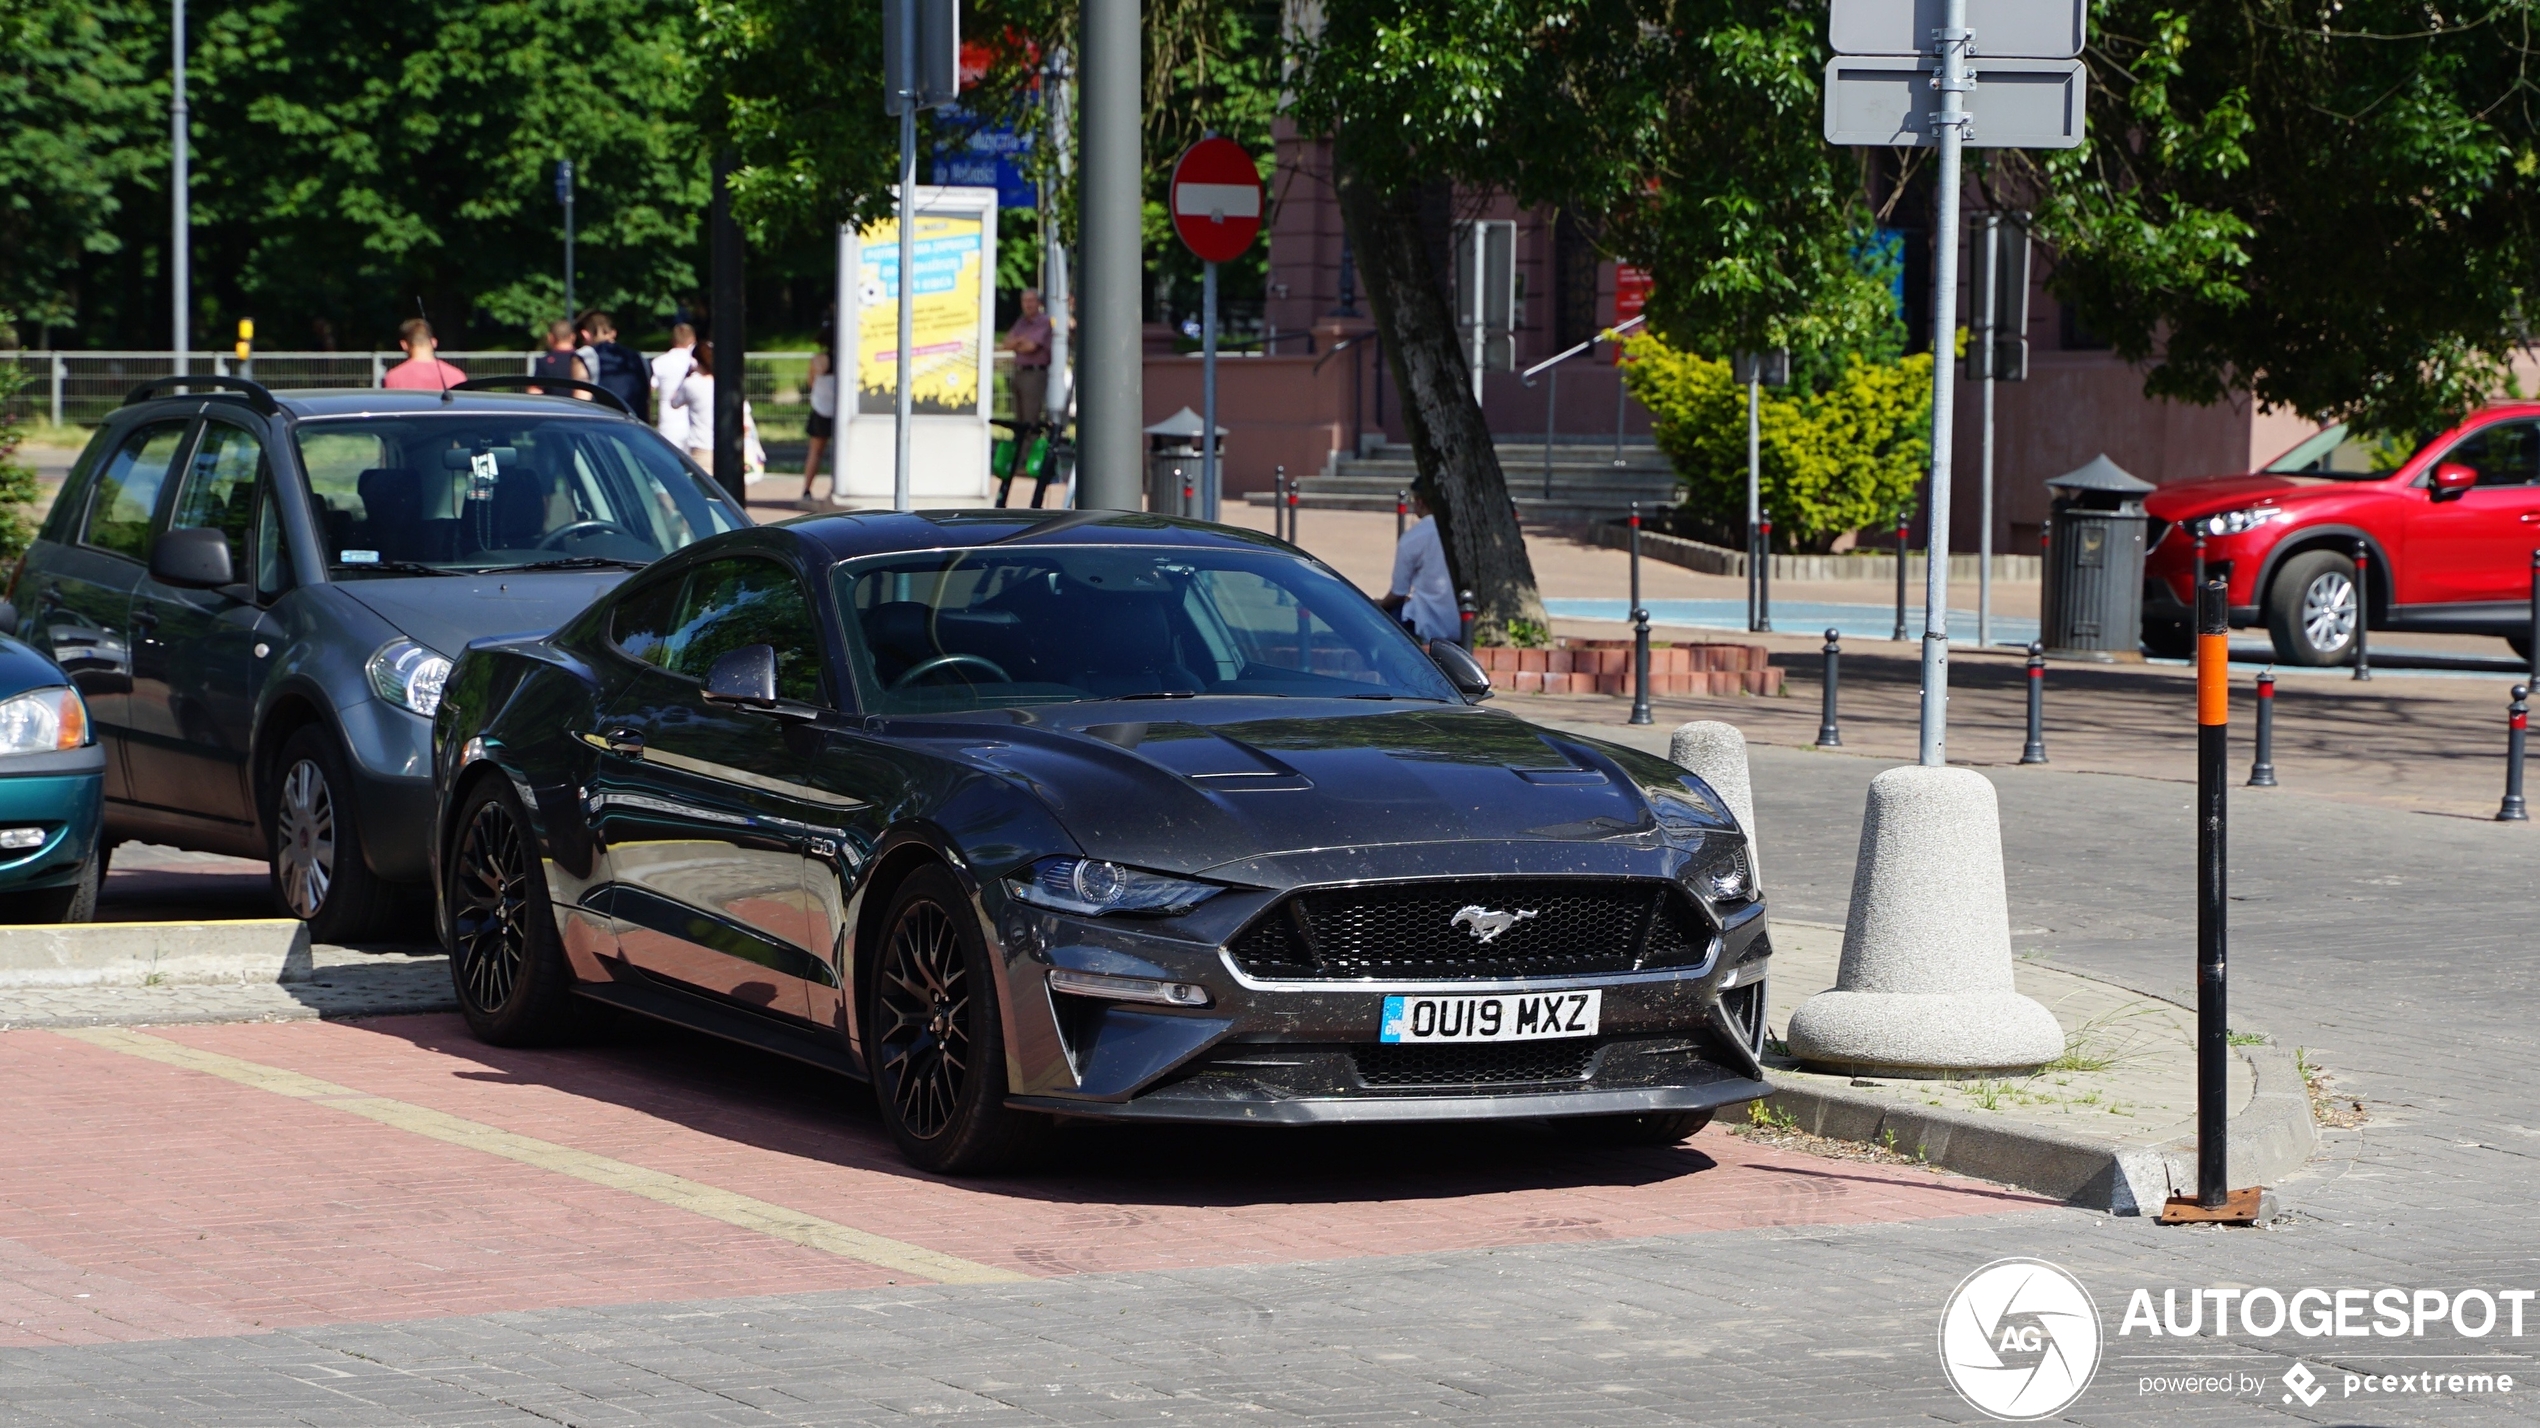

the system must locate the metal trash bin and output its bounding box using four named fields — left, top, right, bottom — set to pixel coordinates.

left=2040, top=453, right=2155, bottom=662
left=1143, top=407, right=1225, bottom=516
